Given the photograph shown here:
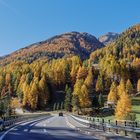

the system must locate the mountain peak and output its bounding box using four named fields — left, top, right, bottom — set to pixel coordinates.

left=99, top=32, right=119, bottom=45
